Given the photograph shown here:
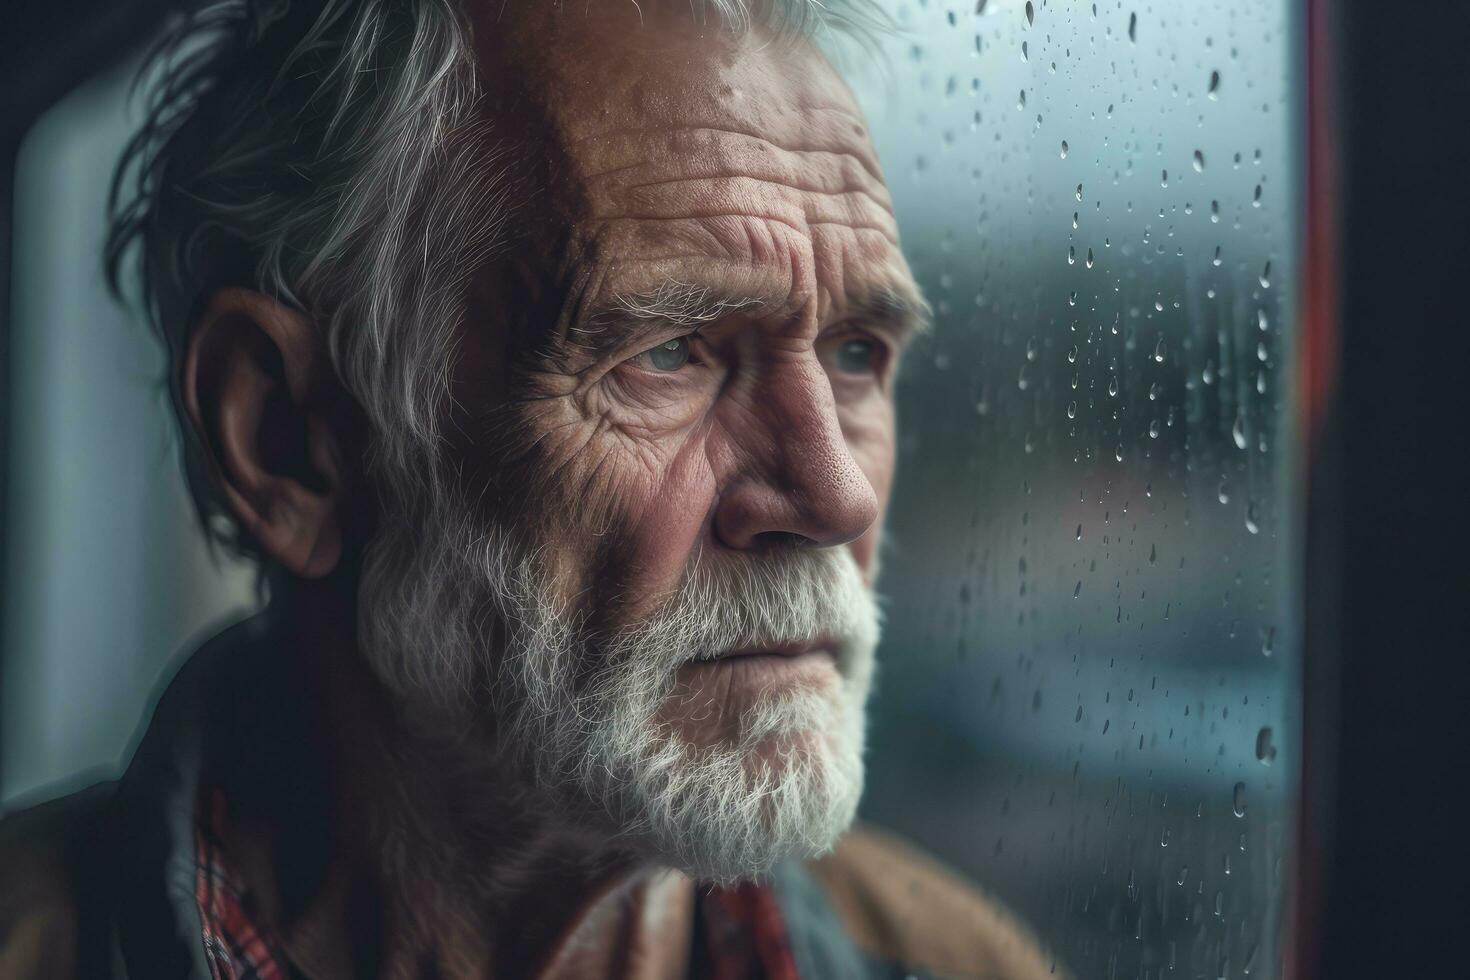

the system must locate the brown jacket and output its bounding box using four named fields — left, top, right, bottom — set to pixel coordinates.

left=0, top=622, right=1058, bottom=980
